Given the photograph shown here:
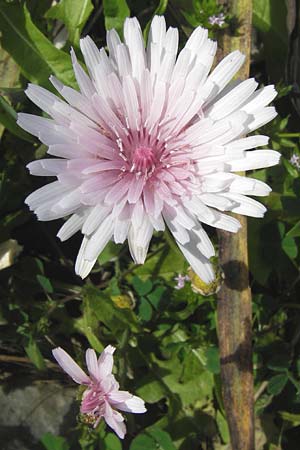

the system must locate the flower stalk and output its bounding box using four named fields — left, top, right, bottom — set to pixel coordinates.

left=216, top=1, right=254, bottom=449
